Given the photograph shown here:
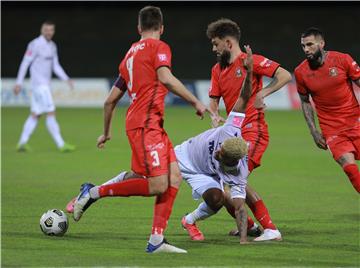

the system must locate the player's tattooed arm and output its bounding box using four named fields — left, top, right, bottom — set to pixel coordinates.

left=299, top=93, right=327, bottom=150
left=232, top=197, right=248, bottom=244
